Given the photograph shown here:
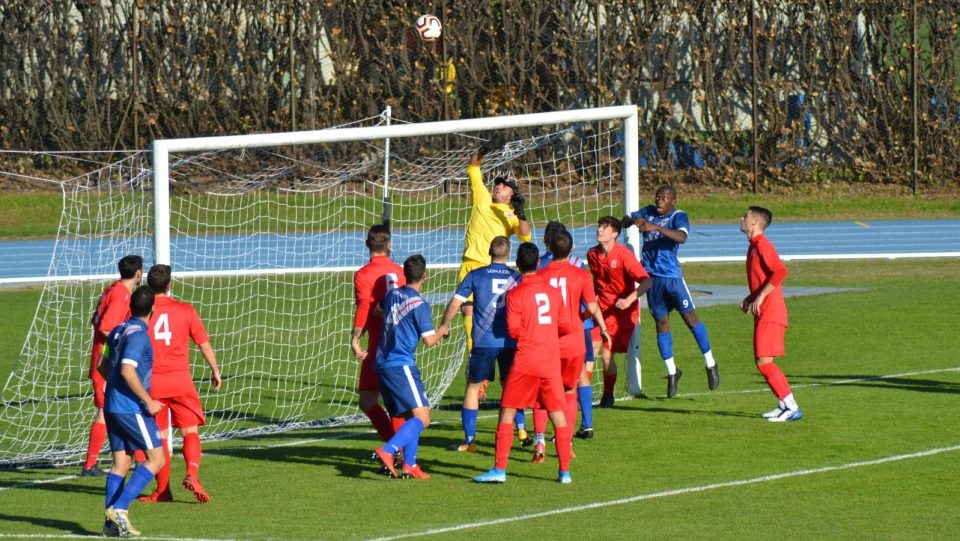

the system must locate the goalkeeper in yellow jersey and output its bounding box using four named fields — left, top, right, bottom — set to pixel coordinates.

left=459, top=135, right=533, bottom=343
left=458, top=136, right=532, bottom=418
